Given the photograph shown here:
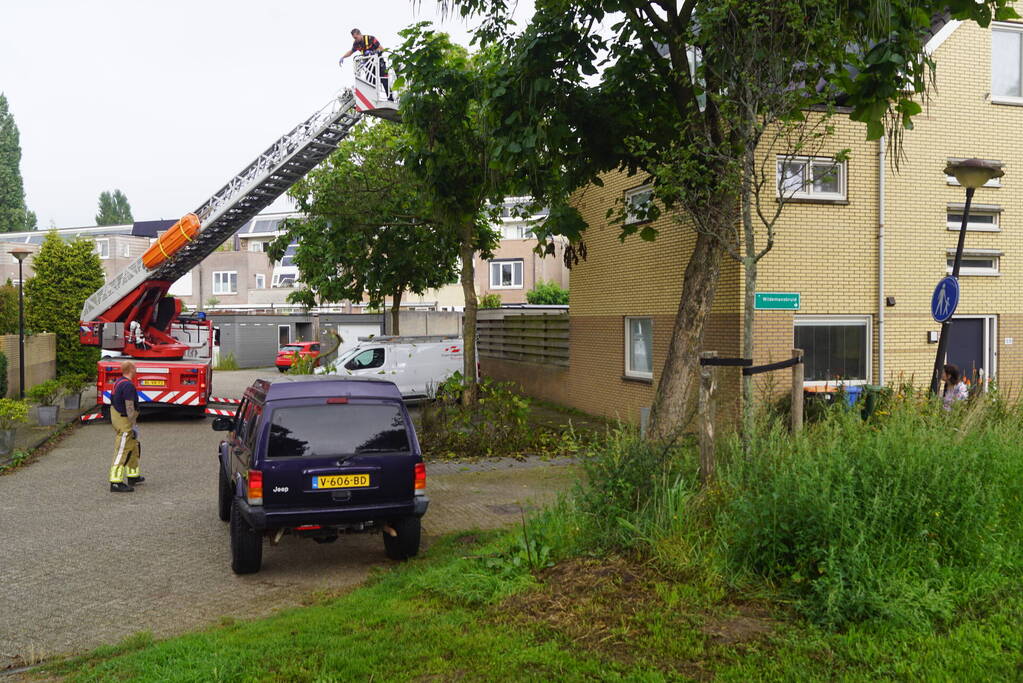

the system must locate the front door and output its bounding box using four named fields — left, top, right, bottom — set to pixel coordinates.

left=947, top=317, right=987, bottom=386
